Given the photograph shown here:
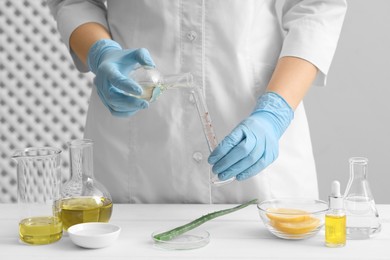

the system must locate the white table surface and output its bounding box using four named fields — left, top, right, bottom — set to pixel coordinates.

left=0, top=203, right=389, bottom=260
